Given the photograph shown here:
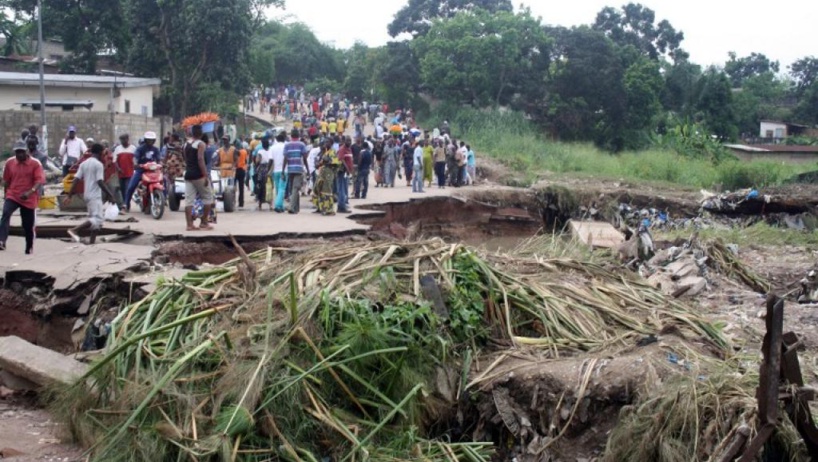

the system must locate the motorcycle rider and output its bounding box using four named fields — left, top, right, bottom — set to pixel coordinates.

left=124, top=131, right=160, bottom=211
